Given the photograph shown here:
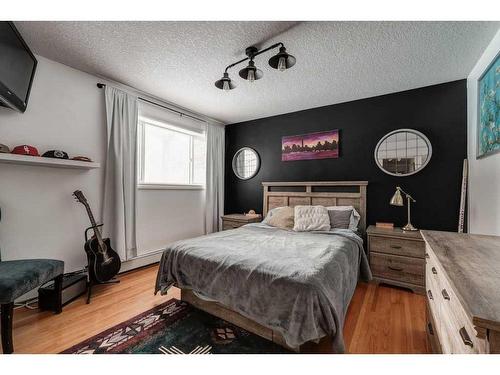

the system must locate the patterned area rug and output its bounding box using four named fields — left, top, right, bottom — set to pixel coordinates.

left=61, top=299, right=290, bottom=354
